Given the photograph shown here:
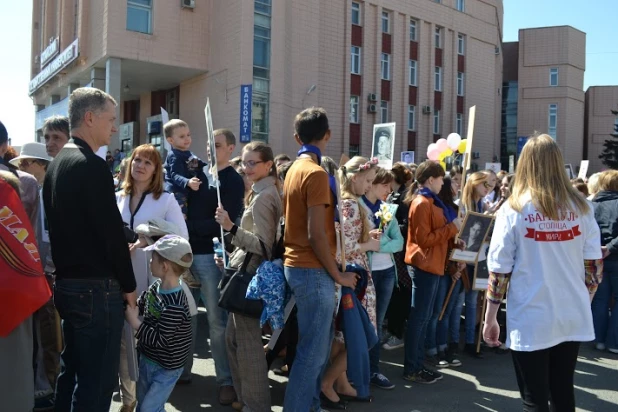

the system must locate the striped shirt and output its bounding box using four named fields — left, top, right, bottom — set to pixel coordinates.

left=136, top=280, right=192, bottom=370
